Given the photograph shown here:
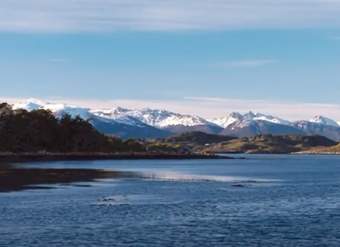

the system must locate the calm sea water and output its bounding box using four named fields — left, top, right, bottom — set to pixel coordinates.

left=1, top=155, right=340, bottom=246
